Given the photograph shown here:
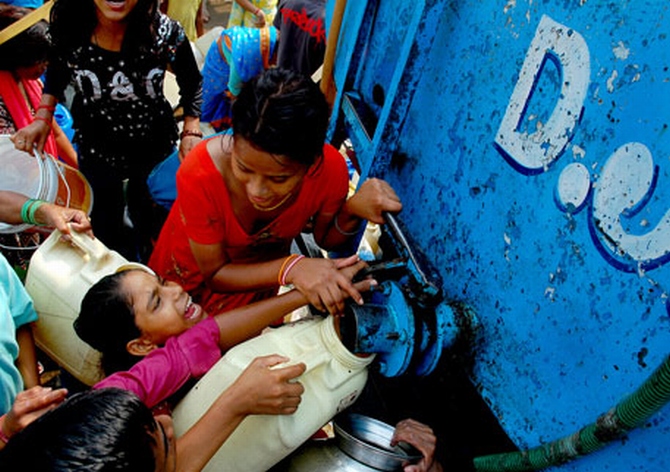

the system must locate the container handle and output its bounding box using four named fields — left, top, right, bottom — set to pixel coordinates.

left=269, top=354, right=312, bottom=379
left=65, top=225, right=108, bottom=262
left=36, top=147, right=71, bottom=207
